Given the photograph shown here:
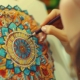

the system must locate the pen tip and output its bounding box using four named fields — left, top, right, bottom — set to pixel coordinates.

left=28, top=35, right=33, bottom=40
left=27, top=32, right=36, bottom=40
